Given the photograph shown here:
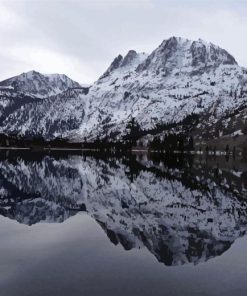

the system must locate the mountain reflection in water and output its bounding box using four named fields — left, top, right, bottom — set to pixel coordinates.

left=0, top=150, right=246, bottom=267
